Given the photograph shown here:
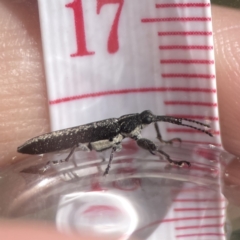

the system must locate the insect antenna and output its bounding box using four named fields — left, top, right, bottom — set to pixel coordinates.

left=178, top=122, right=213, bottom=137
left=157, top=116, right=213, bottom=137
left=178, top=118, right=210, bottom=128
